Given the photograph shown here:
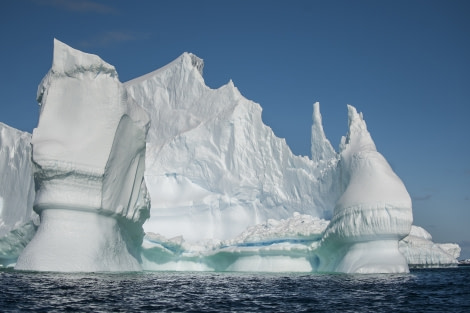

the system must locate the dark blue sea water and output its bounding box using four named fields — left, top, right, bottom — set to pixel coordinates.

left=1, top=267, right=469, bottom=312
